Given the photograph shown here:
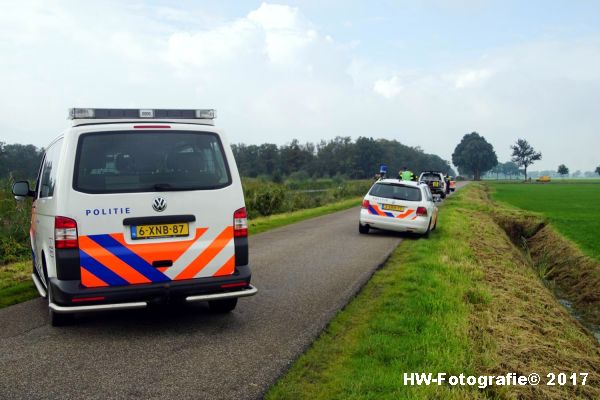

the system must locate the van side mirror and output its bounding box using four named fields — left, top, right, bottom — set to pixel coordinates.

left=12, top=181, right=34, bottom=199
